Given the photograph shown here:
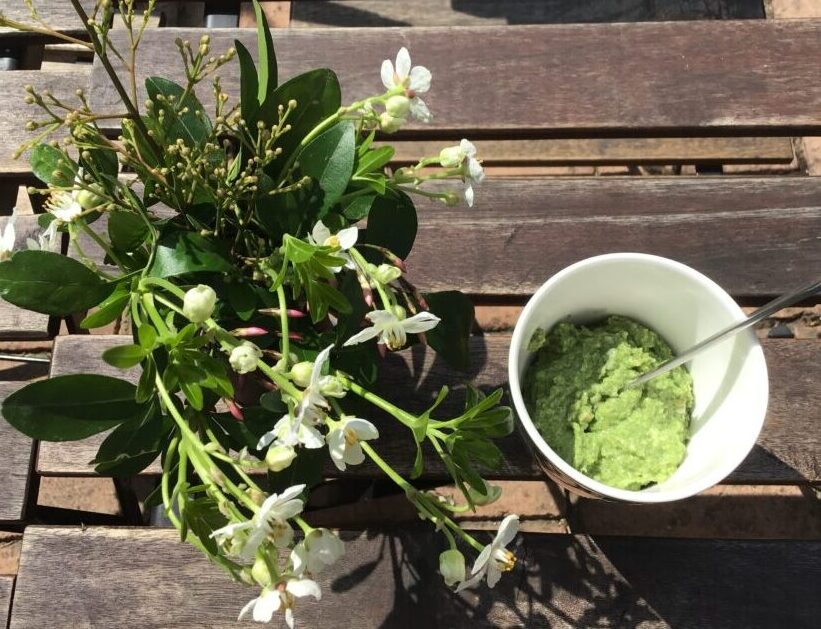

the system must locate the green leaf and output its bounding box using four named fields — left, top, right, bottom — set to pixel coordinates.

left=80, top=283, right=130, bottom=329
left=2, top=375, right=143, bottom=441
left=261, top=69, right=341, bottom=175
left=103, top=344, right=147, bottom=369
left=355, top=146, right=394, bottom=177
left=423, top=291, right=475, bottom=371
left=180, top=380, right=204, bottom=411
left=410, top=443, right=424, bottom=479
left=227, top=281, right=258, bottom=321
left=149, top=229, right=233, bottom=278
left=364, top=191, right=417, bottom=259
left=145, top=77, right=212, bottom=146
left=0, top=250, right=112, bottom=316
left=29, top=144, right=77, bottom=186
left=108, top=211, right=149, bottom=252
left=253, top=0, right=277, bottom=101
left=93, top=399, right=168, bottom=476
left=300, top=121, right=355, bottom=213
left=138, top=324, right=158, bottom=350
left=136, top=358, right=157, bottom=404
left=235, top=40, right=259, bottom=123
